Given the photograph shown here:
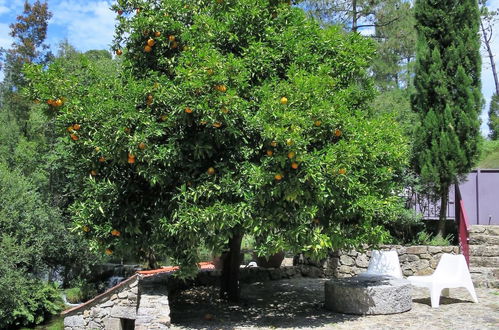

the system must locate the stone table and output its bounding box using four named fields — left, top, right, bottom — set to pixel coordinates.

left=324, top=275, right=412, bottom=315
